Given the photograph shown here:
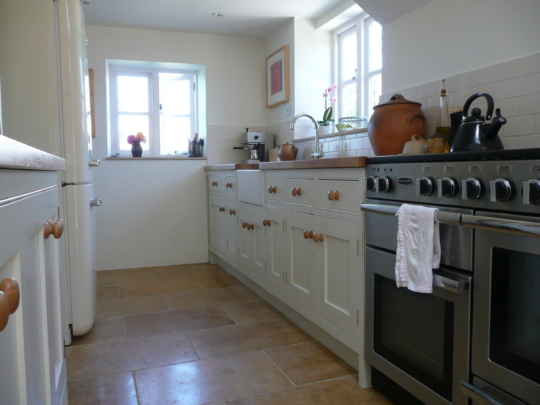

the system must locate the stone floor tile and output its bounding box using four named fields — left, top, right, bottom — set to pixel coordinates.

left=71, top=317, right=126, bottom=347
left=66, top=332, right=196, bottom=381
left=153, top=263, right=228, bottom=282
left=264, top=341, right=357, bottom=385
left=188, top=319, right=314, bottom=360
left=67, top=372, right=138, bottom=405
left=225, top=375, right=394, bottom=405
left=96, top=294, right=172, bottom=319
left=166, top=286, right=260, bottom=311
left=136, top=351, right=292, bottom=405
left=196, top=274, right=244, bottom=289
left=125, top=306, right=236, bottom=339
left=97, top=286, right=120, bottom=302
left=222, top=300, right=285, bottom=324
left=119, top=278, right=204, bottom=298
